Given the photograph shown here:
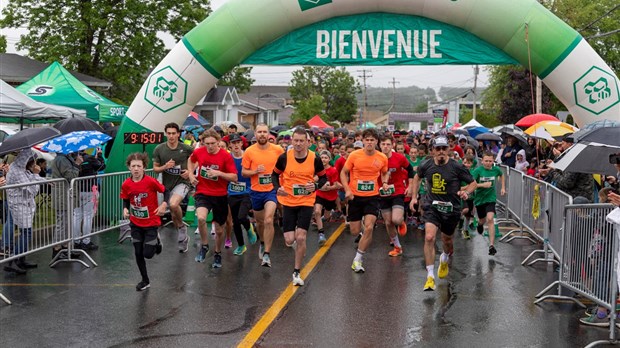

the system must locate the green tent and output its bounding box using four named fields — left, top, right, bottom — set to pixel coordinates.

left=17, top=62, right=127, bottom=122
